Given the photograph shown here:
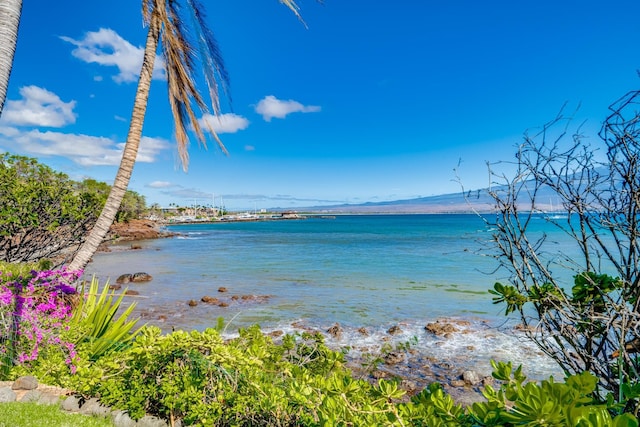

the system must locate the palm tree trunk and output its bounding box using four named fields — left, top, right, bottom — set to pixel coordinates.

left=0, top=0, right=22, bottom=117
left=68, top=16, right=161, bottom=272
